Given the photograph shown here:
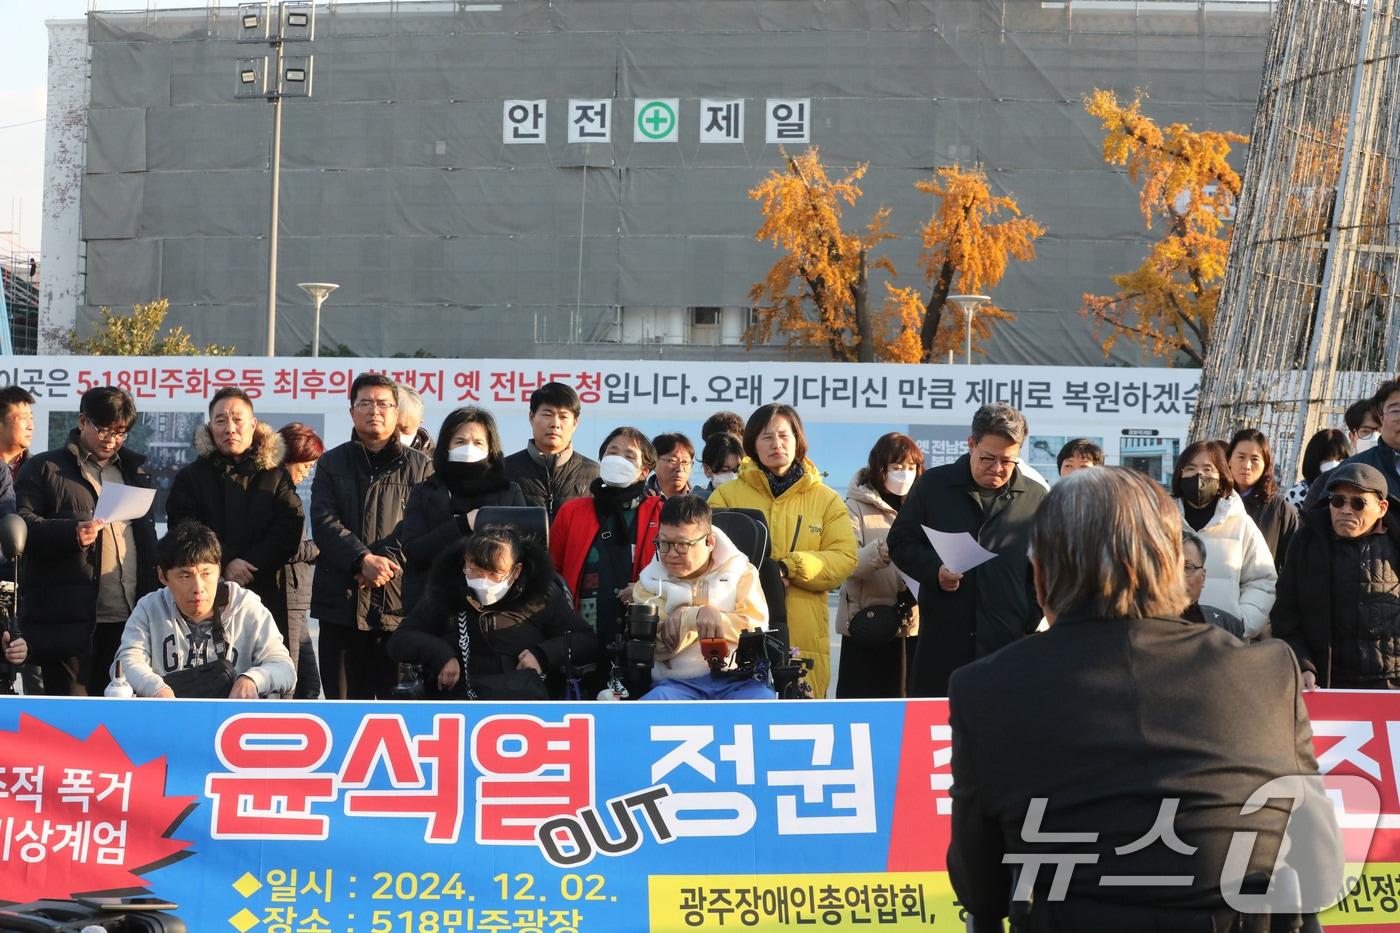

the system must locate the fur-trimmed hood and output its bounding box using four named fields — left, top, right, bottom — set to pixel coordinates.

left=423, top=531, right=557, bottom=617
left=193, top=420, right=287, bottom=471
